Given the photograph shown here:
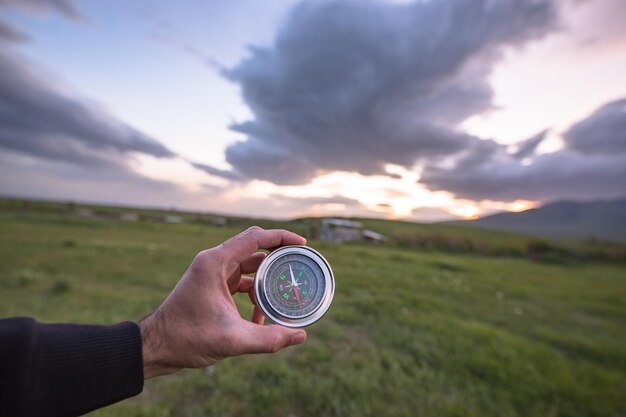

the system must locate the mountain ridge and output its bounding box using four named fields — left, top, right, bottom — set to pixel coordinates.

left=454, top=198, right=626, bottom=242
